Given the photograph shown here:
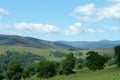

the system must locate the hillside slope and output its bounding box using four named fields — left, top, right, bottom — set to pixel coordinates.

left=0, top=35, right=120, bottom=49
left=0, top=35, right=74, bottom=49
left=59, top=40, right=120, bottom=49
